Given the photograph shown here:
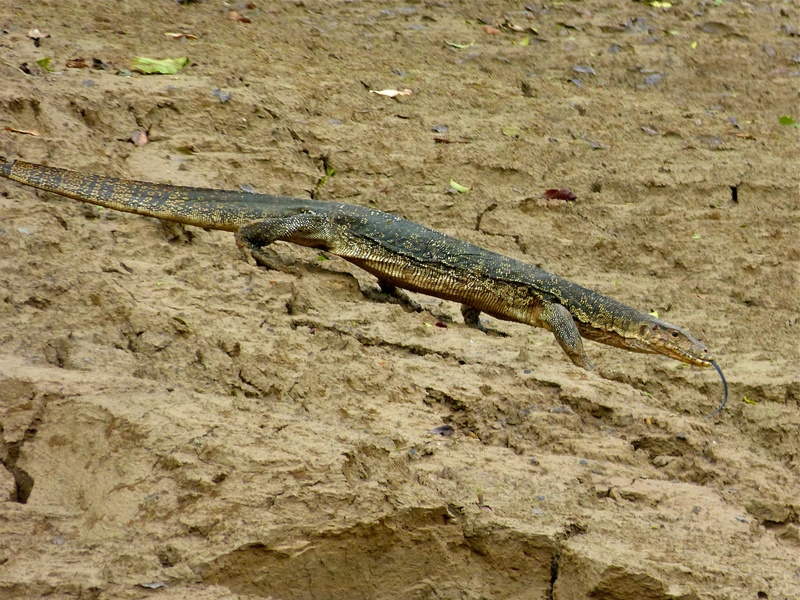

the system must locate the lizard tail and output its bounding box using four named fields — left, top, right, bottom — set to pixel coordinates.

left=0, top=159, right=272, bottom=232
